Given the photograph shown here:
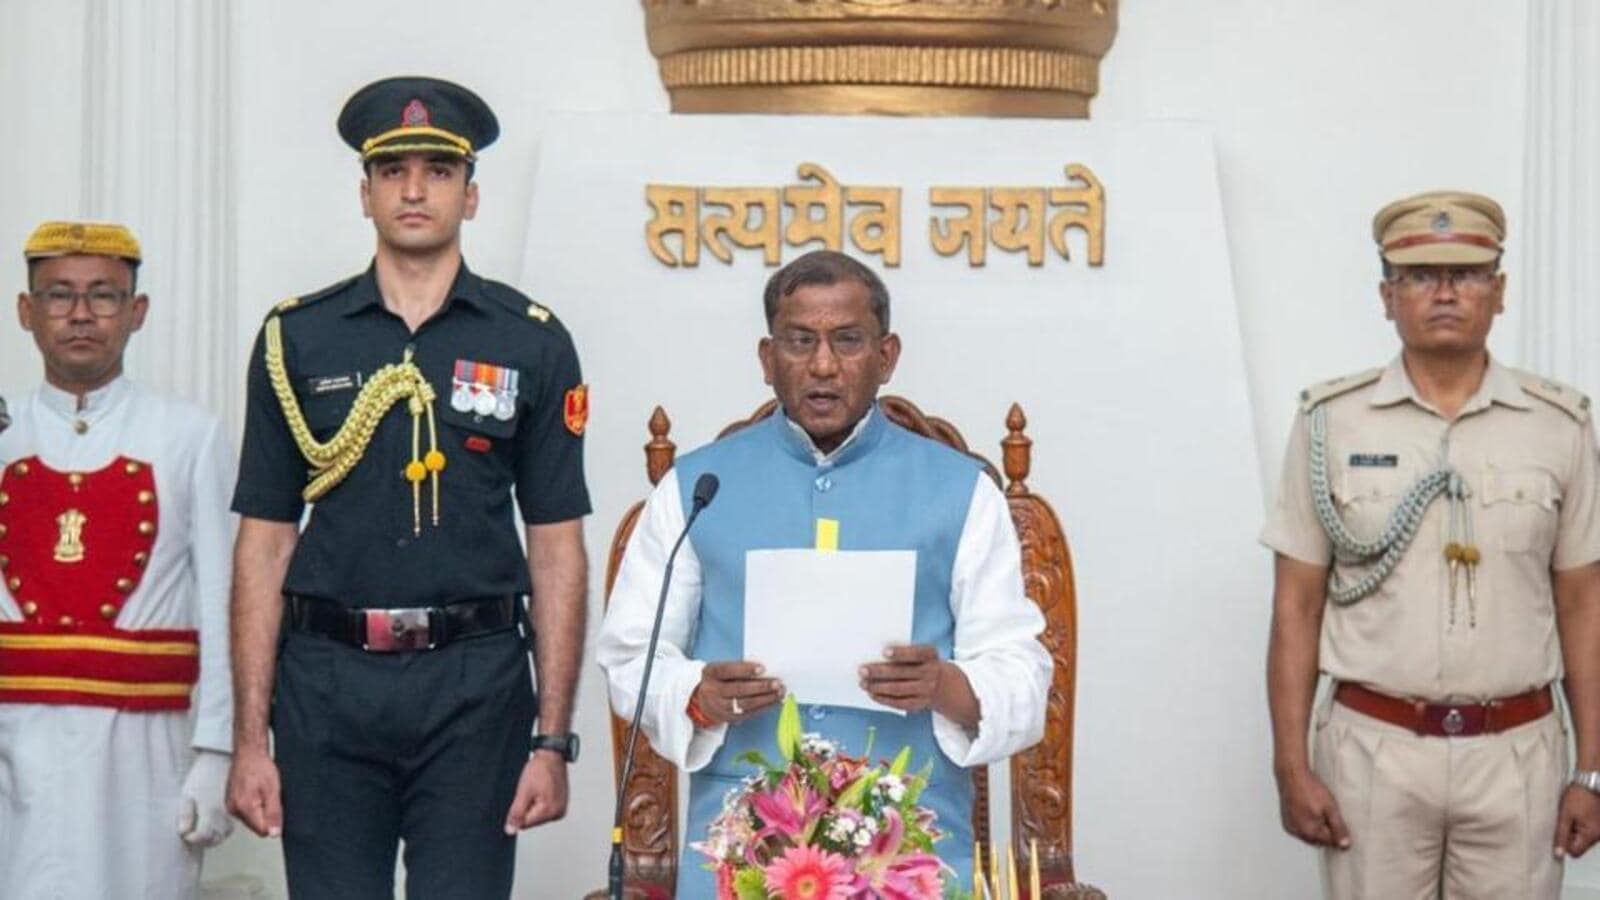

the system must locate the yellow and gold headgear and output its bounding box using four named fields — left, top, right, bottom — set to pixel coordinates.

left=24, top=220, right=142, bottom=264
